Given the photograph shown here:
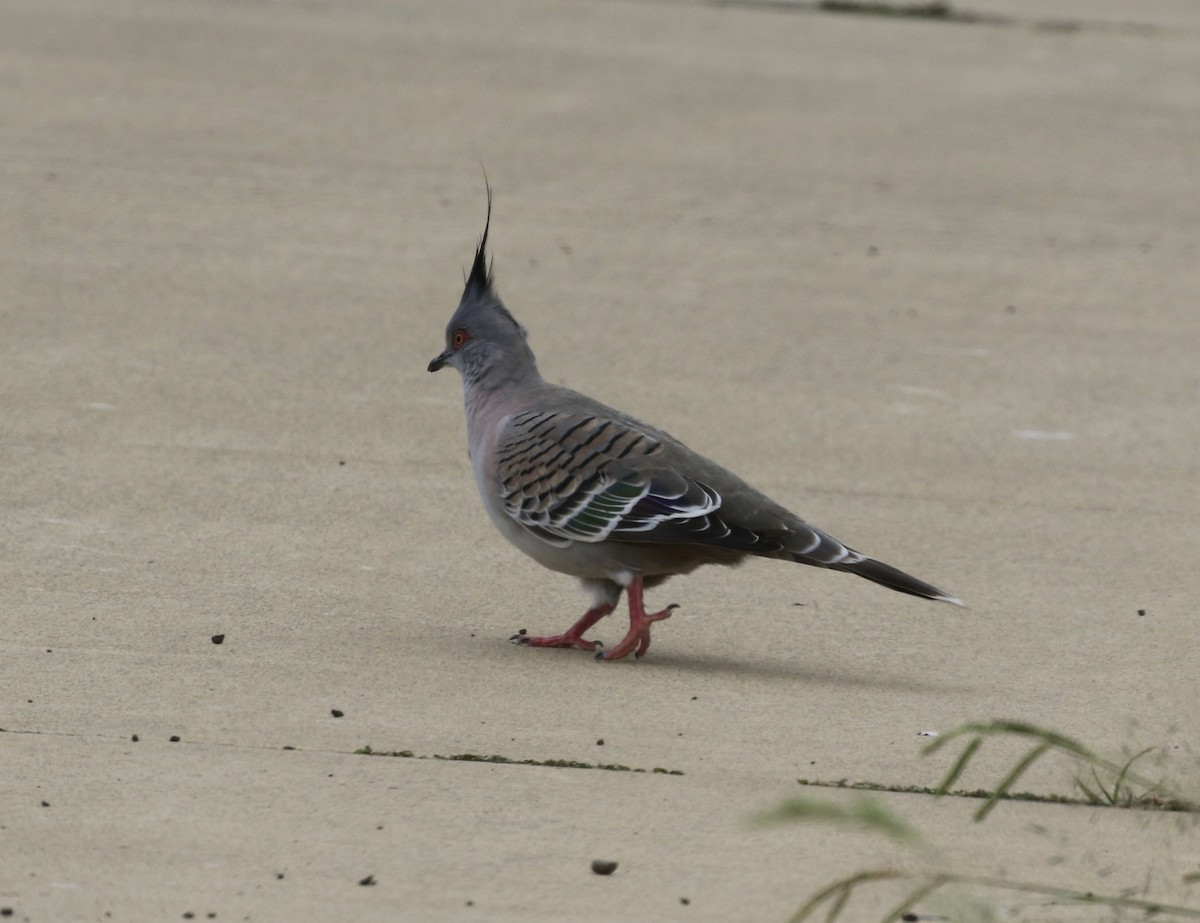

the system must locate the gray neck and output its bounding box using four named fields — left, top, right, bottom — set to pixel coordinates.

left=462, top=342, right=542, bottom=394
left=463, top=352, right=543, bottom=430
